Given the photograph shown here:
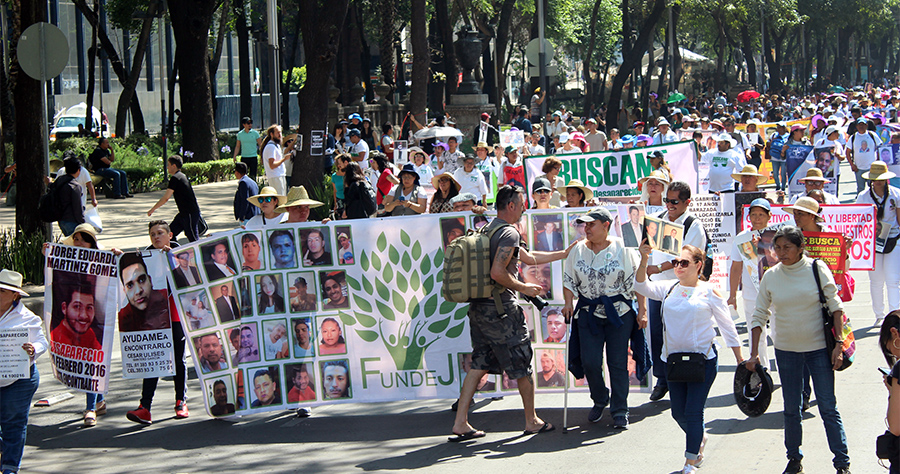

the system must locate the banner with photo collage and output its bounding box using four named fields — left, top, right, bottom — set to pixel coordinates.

left=167, top=212, right=654, bottom=418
